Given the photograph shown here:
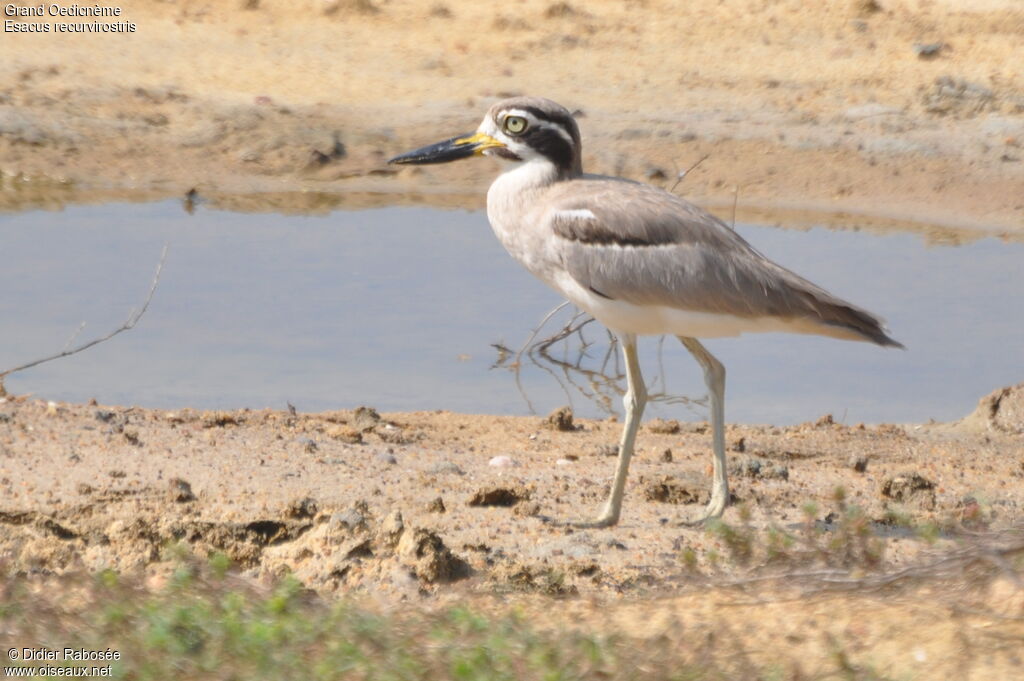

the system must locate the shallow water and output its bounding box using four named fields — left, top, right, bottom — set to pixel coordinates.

left=1, top=200, right=1021, bottom=424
